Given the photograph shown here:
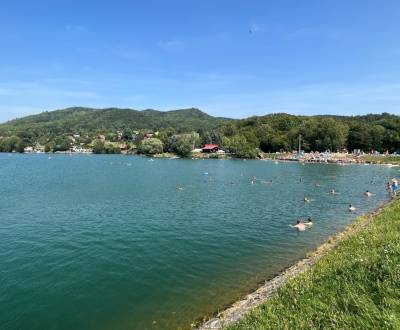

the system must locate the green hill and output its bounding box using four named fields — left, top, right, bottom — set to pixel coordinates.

left=0, top=107, right=231, bottom=143
left=0, top=108, right=399, bottom=156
